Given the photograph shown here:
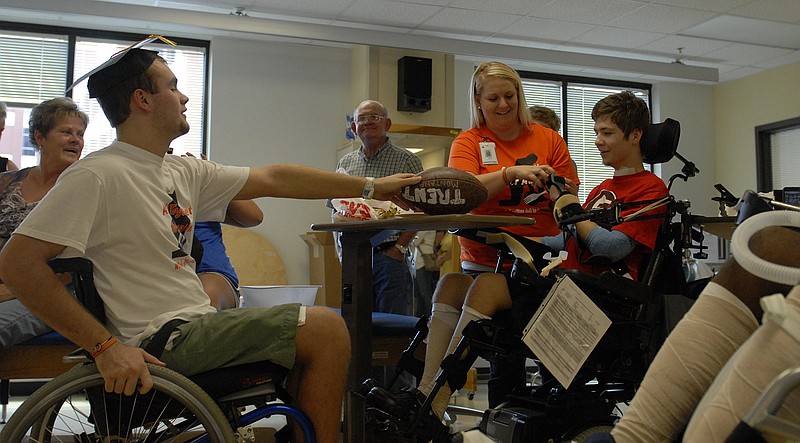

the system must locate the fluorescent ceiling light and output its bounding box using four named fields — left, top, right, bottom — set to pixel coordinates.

left=680, top=16, right=800, bottom=50
left=406, top=148, right=424, bottom=154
